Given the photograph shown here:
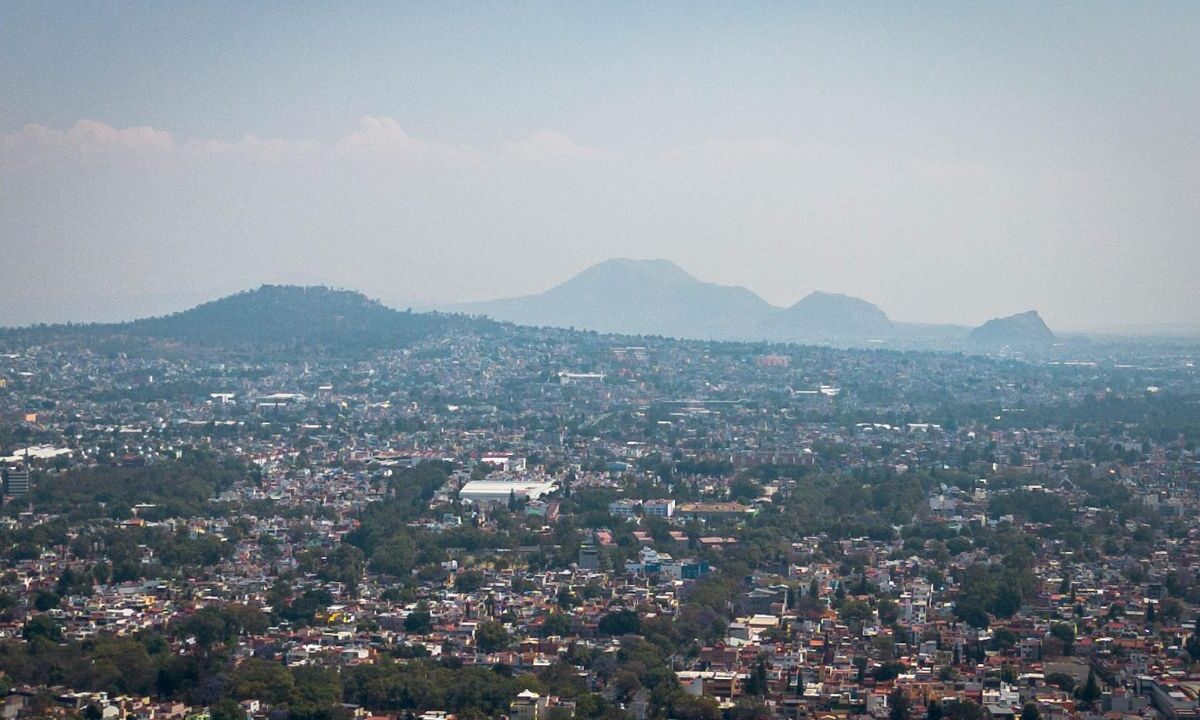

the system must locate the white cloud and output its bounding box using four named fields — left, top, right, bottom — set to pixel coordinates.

left=1, top=117, right=607, bottom=166
left=333, top=115, right=478, bottom=162
left=0, top=119, right=326, bottom=165
left=0, top=119, right=174, bottom=164
left=501, top=131, right=604, bottom=160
